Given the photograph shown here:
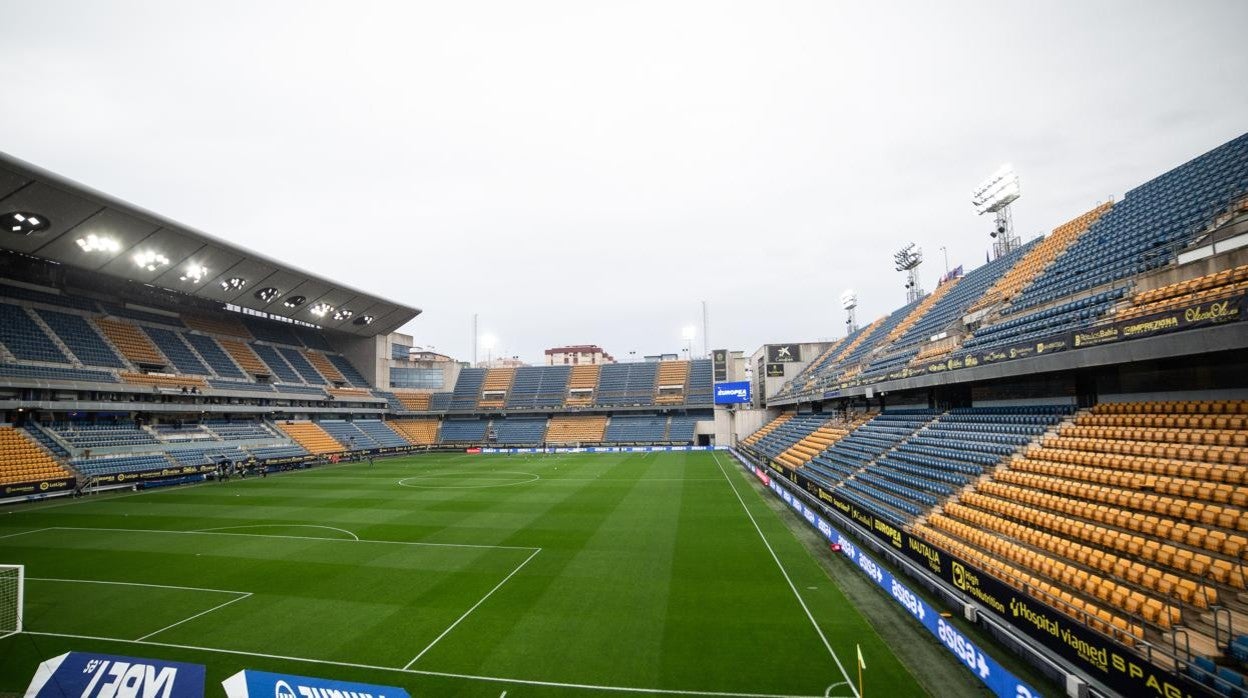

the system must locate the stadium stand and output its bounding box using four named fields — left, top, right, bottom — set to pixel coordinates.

left=319, top=420, right=381, bottom=450
left=250, top=344, right=302, bottom=383
left=121, top=372, right=206, bottom=391
left=94, top=317, right=166, bottom=366
left=0, top=303, right=69, bottom=363
left=546, top=414, right=607, bottom=444
left=277, top=347, right=327, bottom=384
left=967, top=203, right=1113, bottom=314
left=183, top=313, right=252, bottom=340
left=440, top=418, right=489, bottom=443
left=0, top=426, right=71, bottom=486
left=450, top=368, right=485, bottom=410
left=478, top=367, right=515, bottom=409
left=565, top=364, right=600, bottom=406
left=0, top=364, right=118, bottom=383
left=182, top=333, right=247, bottom=379
left=389, top=419, right=440, bottom=445
left=143, top=326, right=210, bottom=375
left=274, top=421, right=341, bottom=454
left=603, top=414, right=669, bottom=443
left=392, top=391, right=431, bottom=411
left=654, top=360, right=689, bottom=405
left=491, top=417, right=548, bottom=444
left=328, top=355, right=370, bottom=387
left=305, top=350, right=347, bottom=384
left=1117, top=264, right=1248, bottom=321
left=34, top=309, right=126, bottom=368
left=686, top=359, right=713, bottom=405
left=242, top=316, right=301, bottom=347
left=666, top=415, right=700, bottom=443
left=217, top=337, right=270, bottom=377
